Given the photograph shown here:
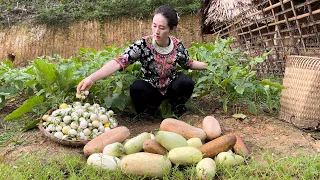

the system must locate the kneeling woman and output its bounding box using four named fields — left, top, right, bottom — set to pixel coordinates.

left=76, top=5, right=207, bottom=116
